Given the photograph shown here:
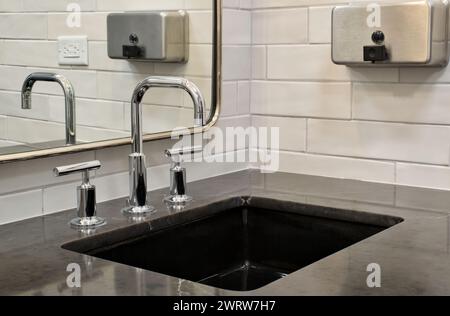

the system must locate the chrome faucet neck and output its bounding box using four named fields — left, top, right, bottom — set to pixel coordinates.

left=21, top=72, right=76, bottom=145
left=130, top=76, right=205, bottom=154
